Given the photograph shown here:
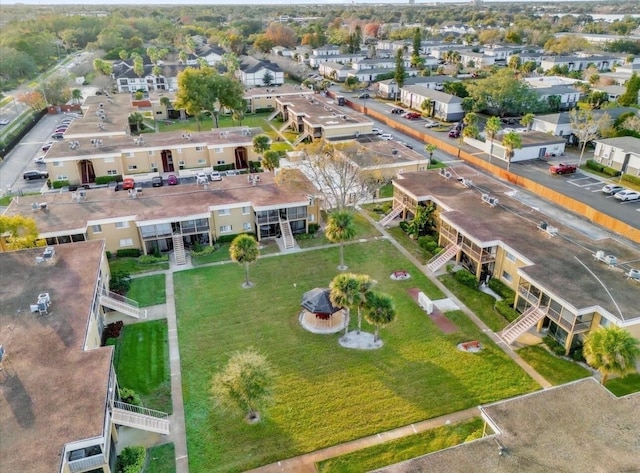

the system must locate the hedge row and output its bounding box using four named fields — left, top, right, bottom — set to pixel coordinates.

left=586, top=159, right=620, bottom=177
left=118, top=446, right=146, bottom=473
left=116, top=249, right=142, bottom=258
left=95, top=175, right=122, bottom=185
left=621, top=174, right=640, bottom=186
